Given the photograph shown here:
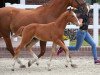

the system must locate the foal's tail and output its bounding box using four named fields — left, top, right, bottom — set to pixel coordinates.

left=15, top=26, right=25, bottom=36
